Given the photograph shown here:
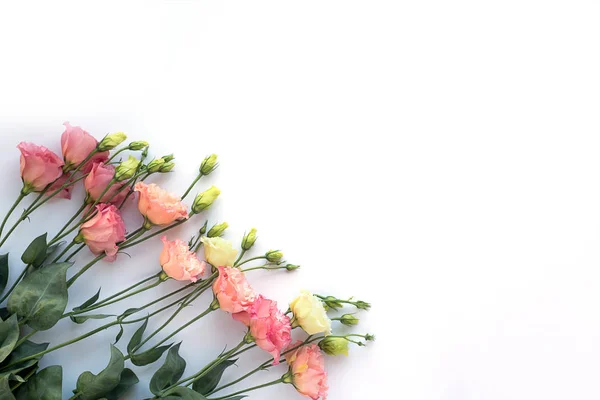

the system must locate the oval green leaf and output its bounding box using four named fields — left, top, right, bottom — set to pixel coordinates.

left=149, top=342, right=187, bottom=395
